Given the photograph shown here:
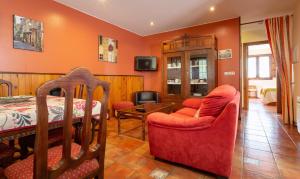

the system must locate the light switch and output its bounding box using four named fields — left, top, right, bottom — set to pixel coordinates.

left=224, top=71, right=235, bottom=76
